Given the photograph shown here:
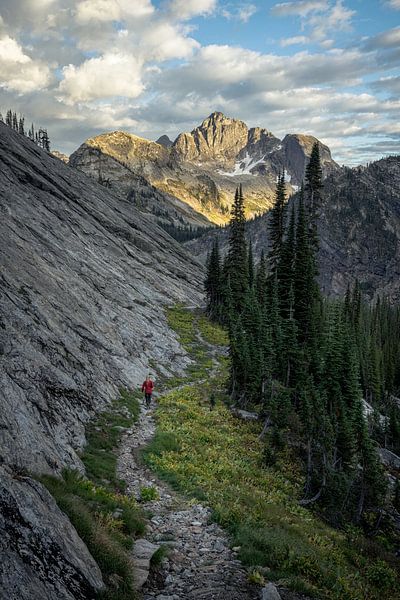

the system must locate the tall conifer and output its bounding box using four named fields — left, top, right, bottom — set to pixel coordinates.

left=268, top=171, right=286, bottom=276
left=225, top=185, right=248, bottom=313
